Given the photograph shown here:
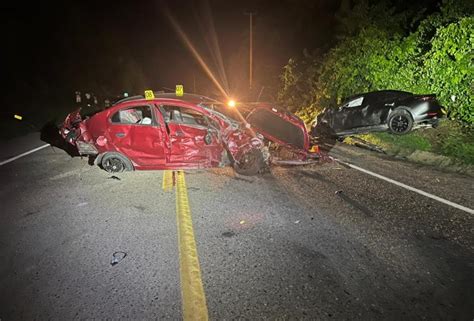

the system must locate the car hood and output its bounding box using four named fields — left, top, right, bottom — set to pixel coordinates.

left=245, top=105, right=309, bottom=151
